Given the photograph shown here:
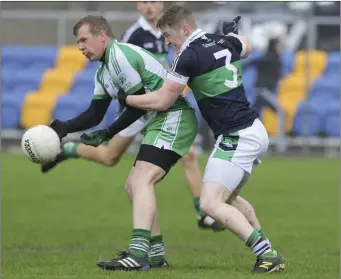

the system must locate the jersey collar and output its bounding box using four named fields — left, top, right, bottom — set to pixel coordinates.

left=179, top=28, right=206, bottom=53
left=103, top=39, right=115, bottom=63
left=138, top=16, right=163, bottom=39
